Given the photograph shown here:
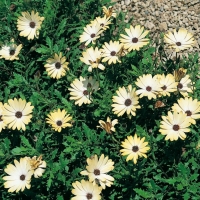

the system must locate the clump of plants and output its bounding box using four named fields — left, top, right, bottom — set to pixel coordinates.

left=0, top=0, right=200, bottom=199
